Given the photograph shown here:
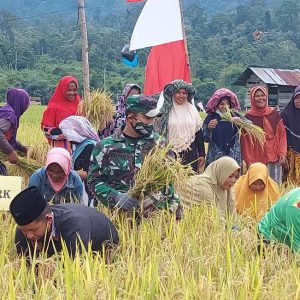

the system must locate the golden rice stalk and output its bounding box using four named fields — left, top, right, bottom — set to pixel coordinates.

left=27, top=143, right=52, bottom=165
left=0, top=151, right=42, bottom=174
left=77, top=90, right=115, bottom=131
left=129, top=142, right=193, bottom=200
left=221, top=108, right=266, bottom=148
